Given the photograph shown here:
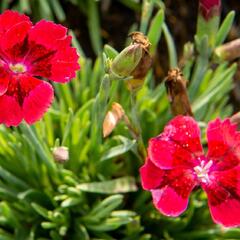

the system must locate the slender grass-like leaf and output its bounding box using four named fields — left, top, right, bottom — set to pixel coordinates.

left=140, top=0, right=154, bottom=34
left=49, top=0, right=66, bottom=21
left=77, top=176, right=138, bottom=194
left=31, top=203, right=50, bottom=219
left=87, top=0, right=102, bottom=55
left=86, top=217, right=133, bottom=232
left=19, top=0, right=31, bottom=13
left=87, top=195, right=123, bottom=219
left=100, top=138, right=136, bottom=161
left=20, top=124, right=56, bottom=174
left=37, top=0, right=53, bottom=20
left=69, top=30, right=86, bottom=58
left=0, top=166, right=29, bottom=190
left=147, top=9, right=164, bottom=55
left=104, top=45, right=119, bottom=59
left=215, top=11, right=235, bottom=47
left=118, top=0, right=141, bottom=11
left=162, top=23, right=177, bottom=68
